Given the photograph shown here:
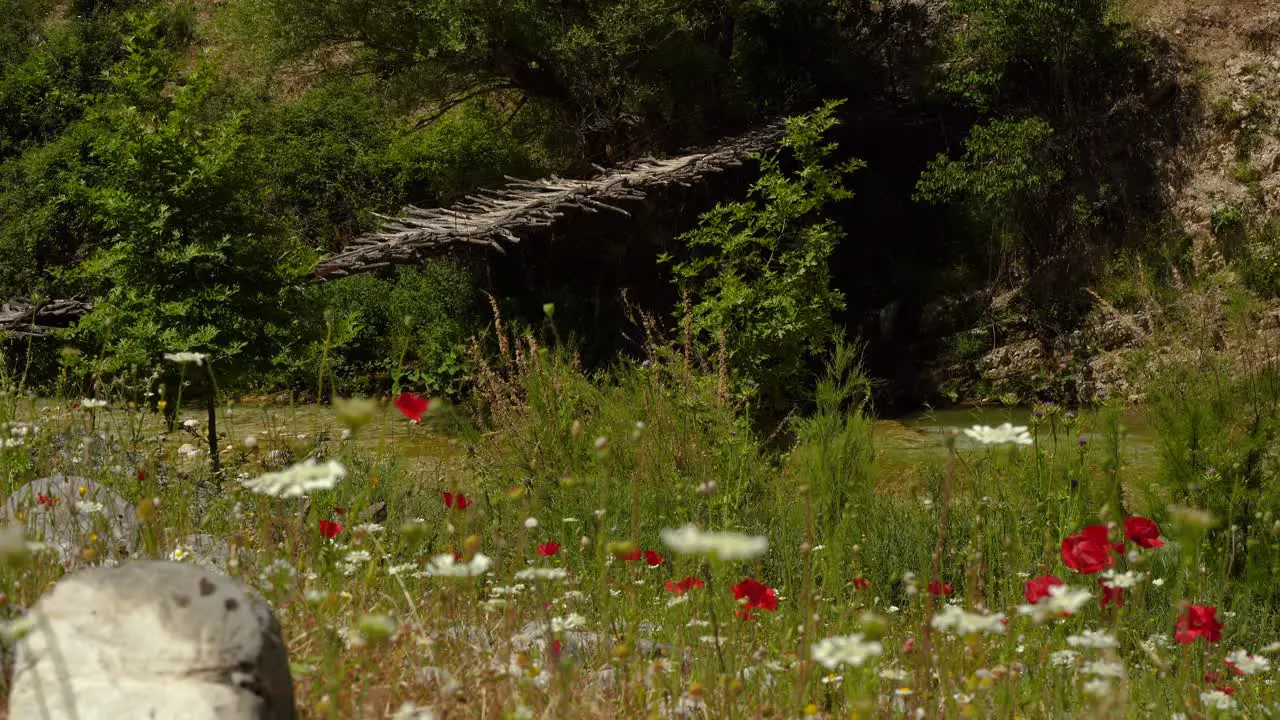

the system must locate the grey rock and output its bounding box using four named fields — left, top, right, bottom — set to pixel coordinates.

left=2, top=475, right=138, bottom=568
left=512, top=621, right=604, bottom=658
left=9, top=560, right=296, bottom=720
left=443, top=623, right=493, bottom=651
left=172, top=533, right=239, bottom=572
